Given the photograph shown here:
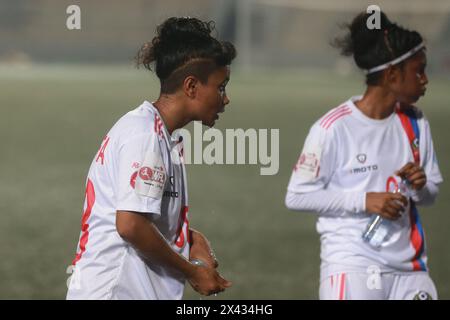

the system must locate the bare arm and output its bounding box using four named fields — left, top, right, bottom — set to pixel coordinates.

left=189, top=229, right=219, bottom=268
left=116, top=210, right=231, bottom=295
